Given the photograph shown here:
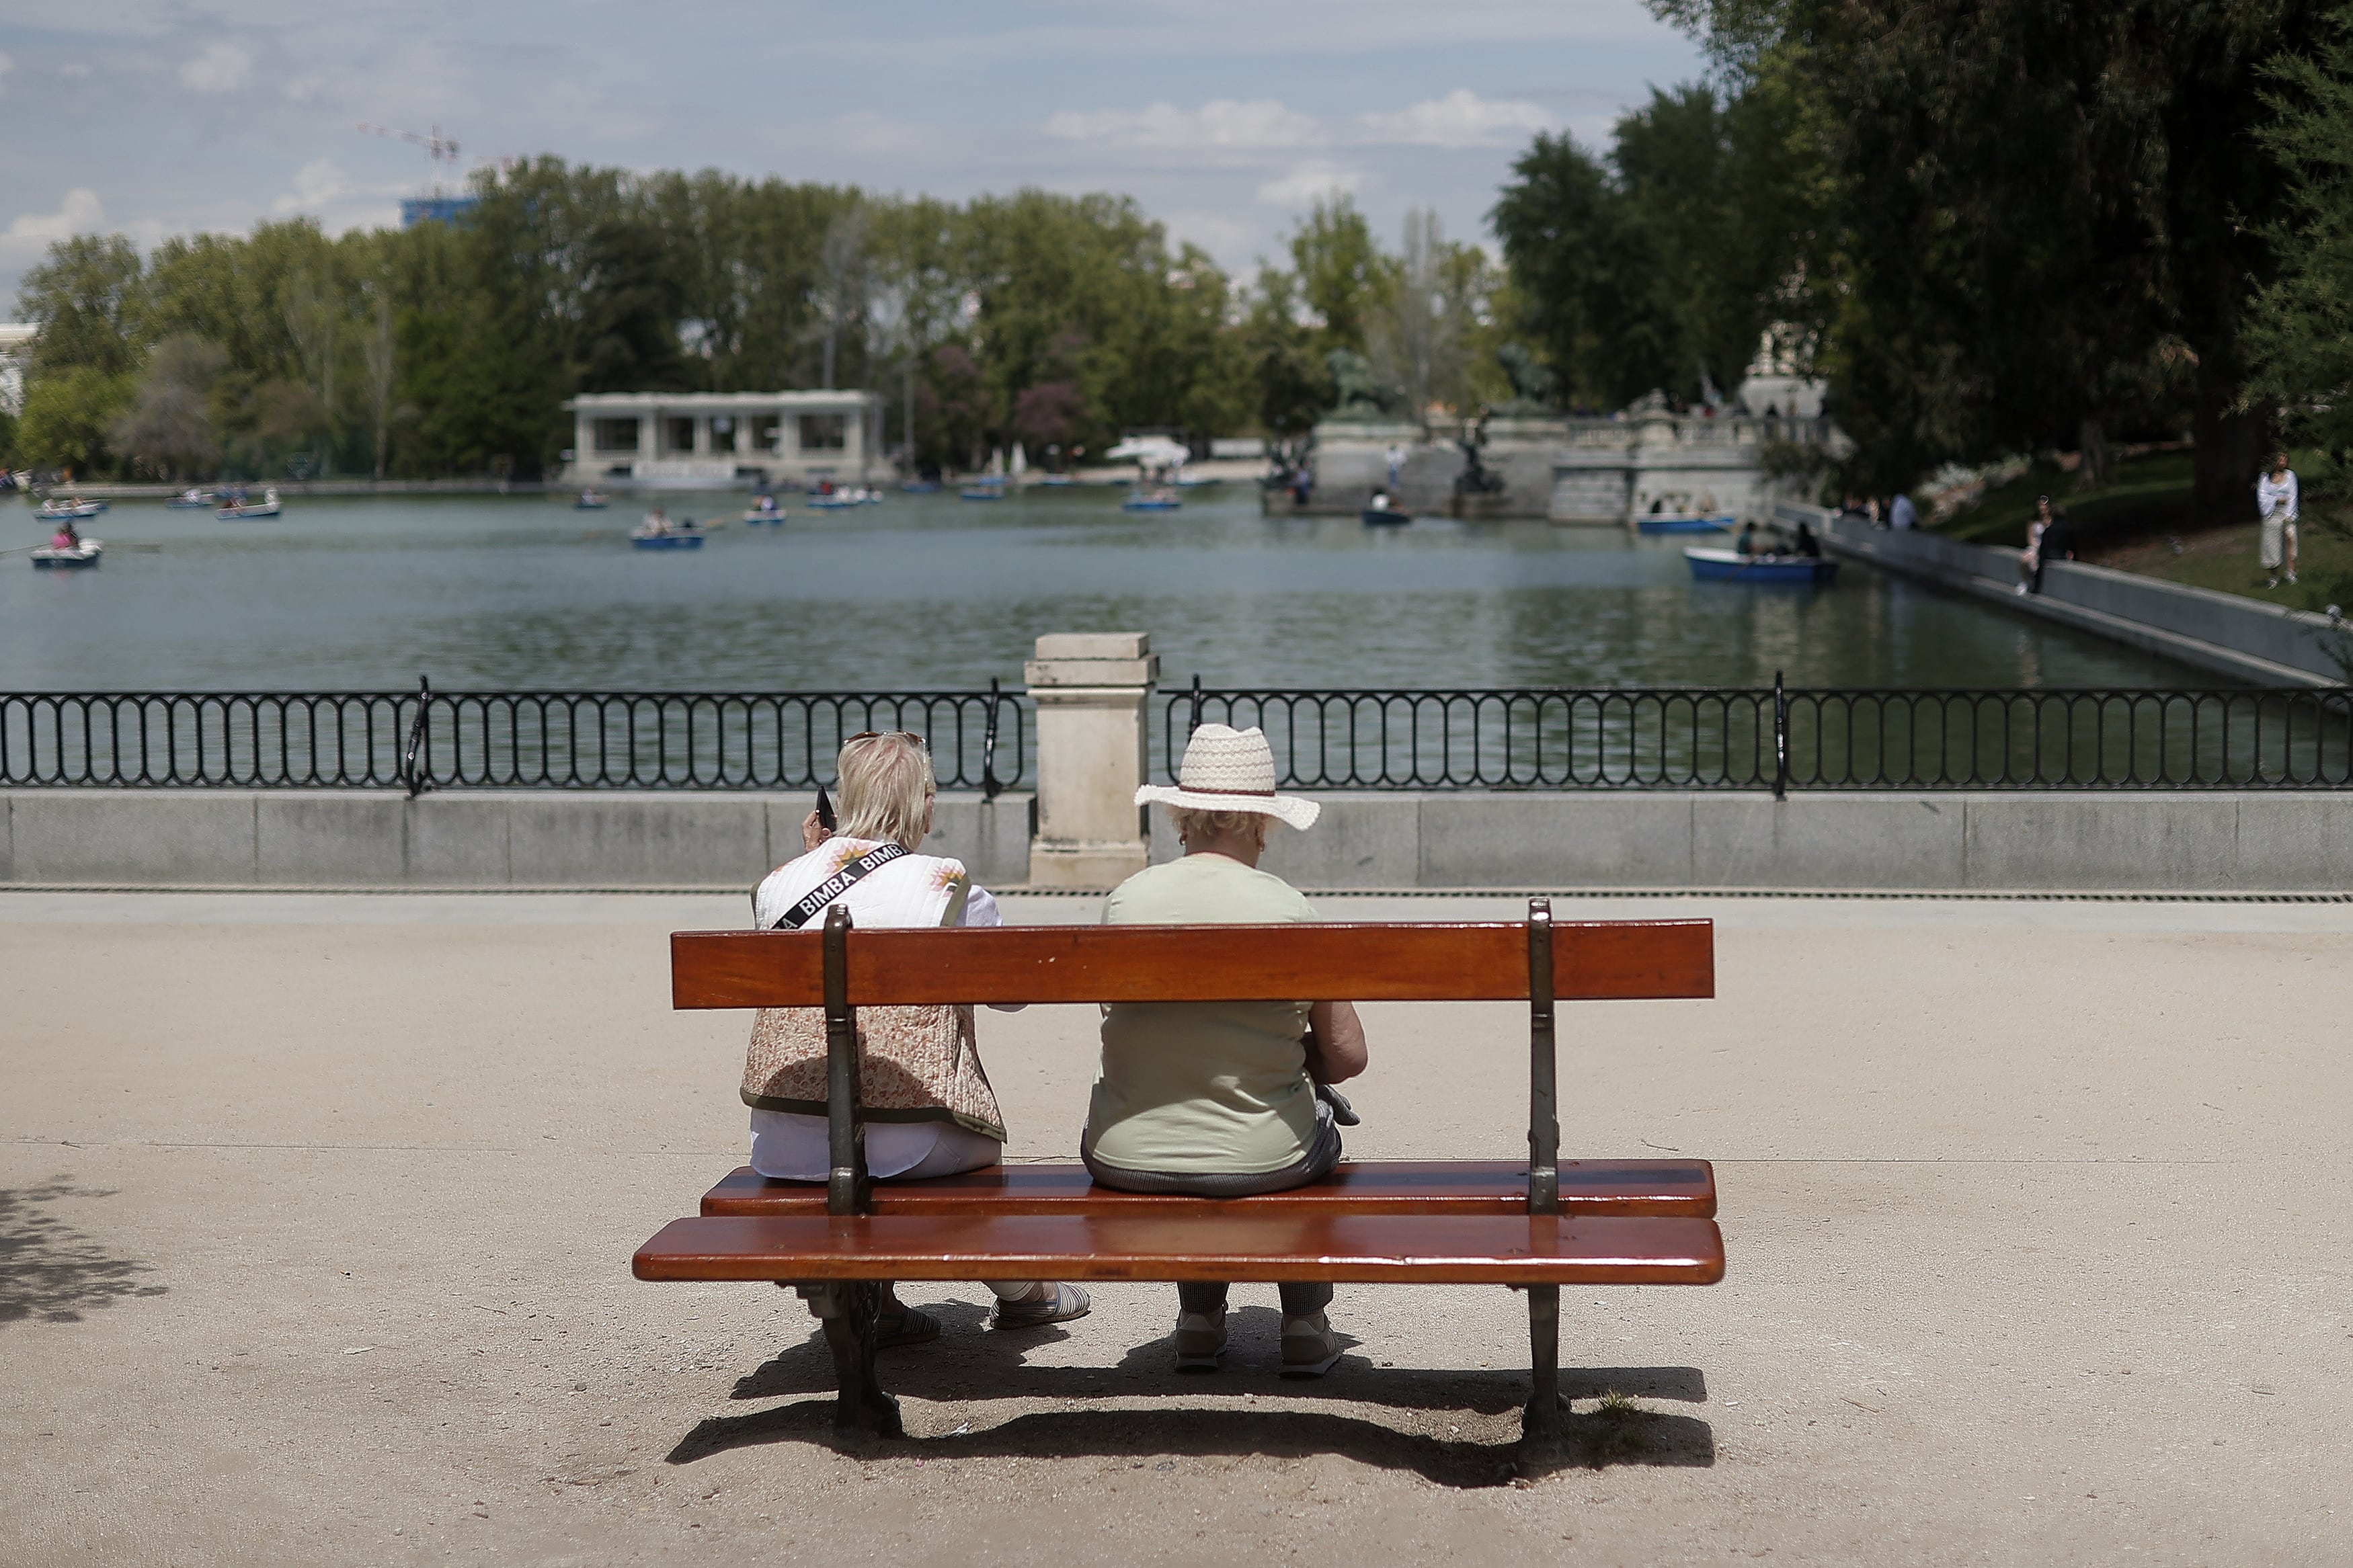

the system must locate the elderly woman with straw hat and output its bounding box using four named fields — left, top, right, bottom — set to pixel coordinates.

left=744, top=731, right=1091, bottom=1346
left=1084, top=723, right=1371, bottom=1378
